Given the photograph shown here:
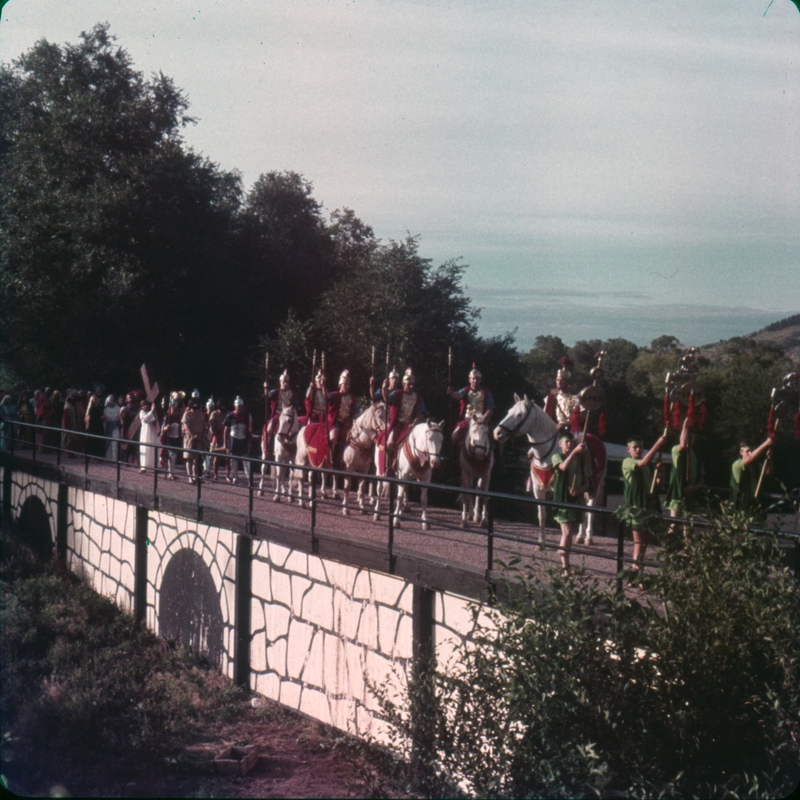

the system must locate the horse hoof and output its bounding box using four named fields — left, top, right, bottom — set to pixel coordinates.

left=342, top=508, right=349, bottom=516
left=373, top=514, right=380, bottom=522
left=421, top=523, right=428, bottom=532
left=460, top=520, right=467, bottom=530
left=575, top=535, right=584, bottom=545
left=273, top=495, right=280, bottom=503
left=585, top=537, right=592, bottom=546
left=258, top=490, right=264, bottom=497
